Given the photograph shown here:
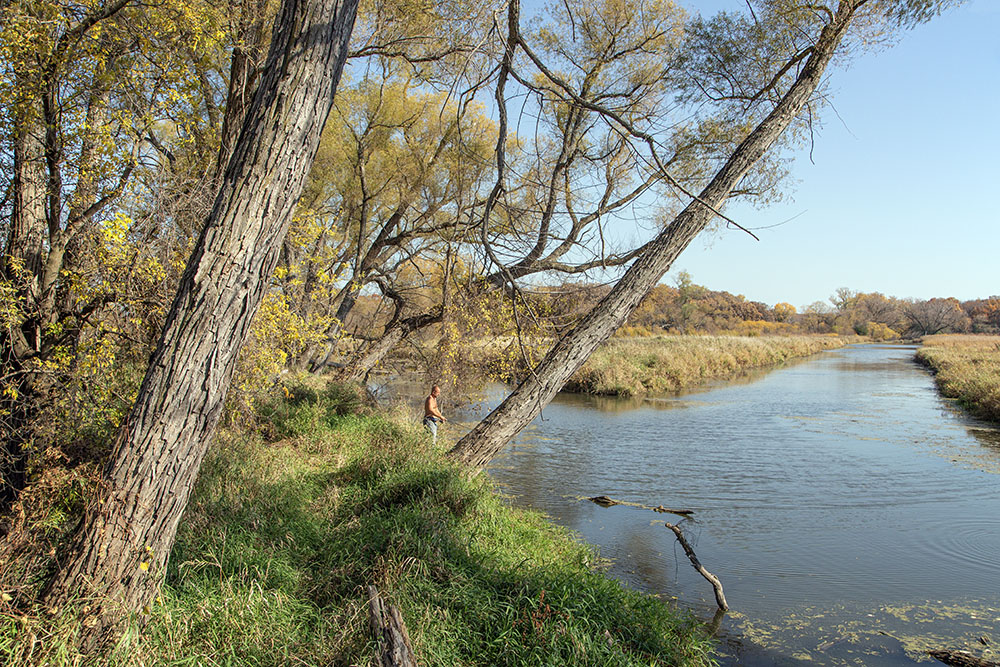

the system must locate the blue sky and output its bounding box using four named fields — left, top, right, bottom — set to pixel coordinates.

left=668, top=0, right=999, bottom=308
